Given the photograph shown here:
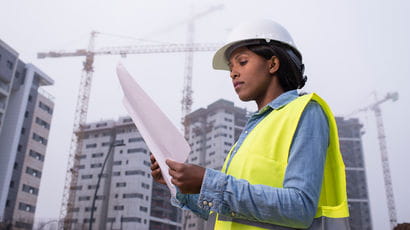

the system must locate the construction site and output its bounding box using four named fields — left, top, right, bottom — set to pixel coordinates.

left=0, top=1, right=409, bottom=230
